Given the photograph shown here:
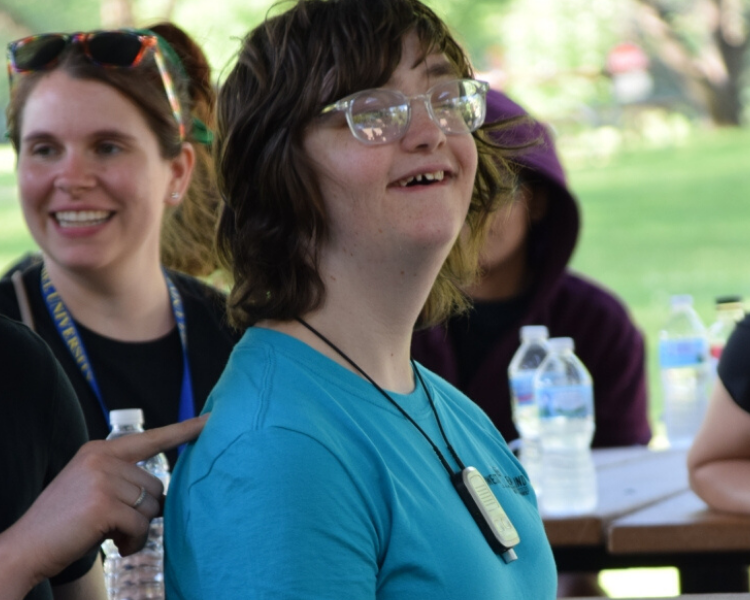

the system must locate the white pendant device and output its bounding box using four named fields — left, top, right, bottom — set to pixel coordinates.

left=453, top=467, right=520, bottom=563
